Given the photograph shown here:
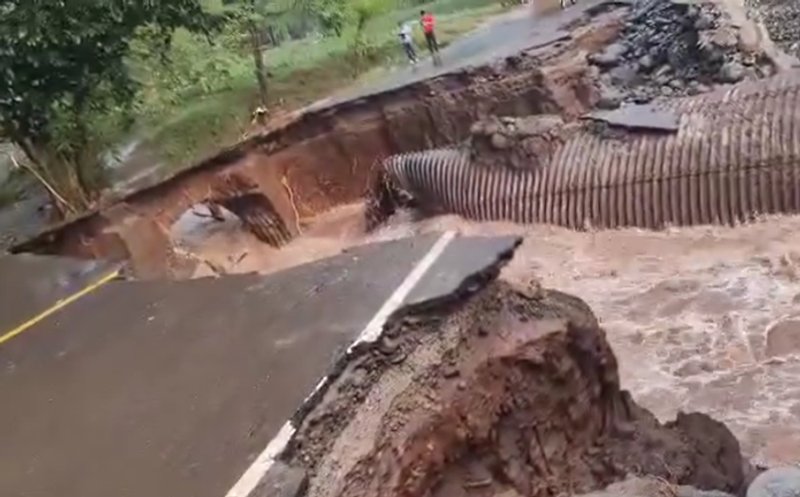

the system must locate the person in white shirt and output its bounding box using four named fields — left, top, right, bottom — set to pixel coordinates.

left=397, top=22, right=418, bottom=64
